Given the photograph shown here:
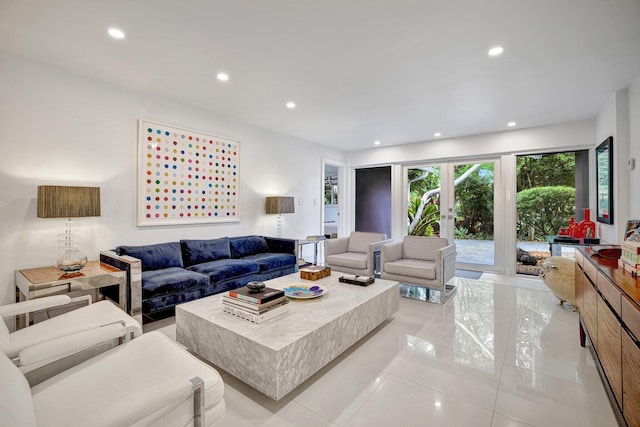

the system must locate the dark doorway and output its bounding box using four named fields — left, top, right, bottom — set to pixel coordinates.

left=355, top=166, right=391, bottom=237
